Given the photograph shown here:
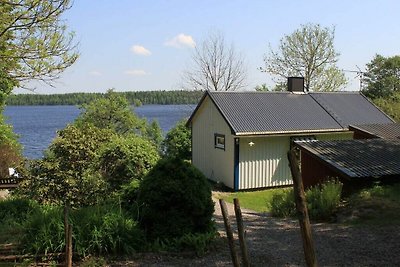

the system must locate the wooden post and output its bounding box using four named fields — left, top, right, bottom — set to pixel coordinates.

left=64, top=204, right=69, bottom=265
left=219, top=199, right=240, bottom=267
left=66, top=224, right=72, bottom=267
left=288, top=148, right=318, bottom=267
left=234, top=198, right=250, bottom=267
